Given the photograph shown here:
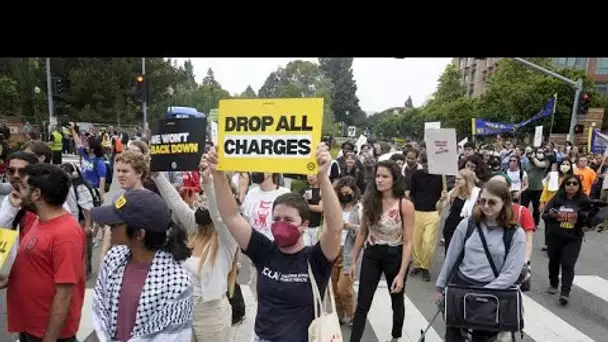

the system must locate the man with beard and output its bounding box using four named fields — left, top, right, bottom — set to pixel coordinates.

left=0, top=163, right=85, bottom=342
left=0, top=152, right=72, bottom=239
